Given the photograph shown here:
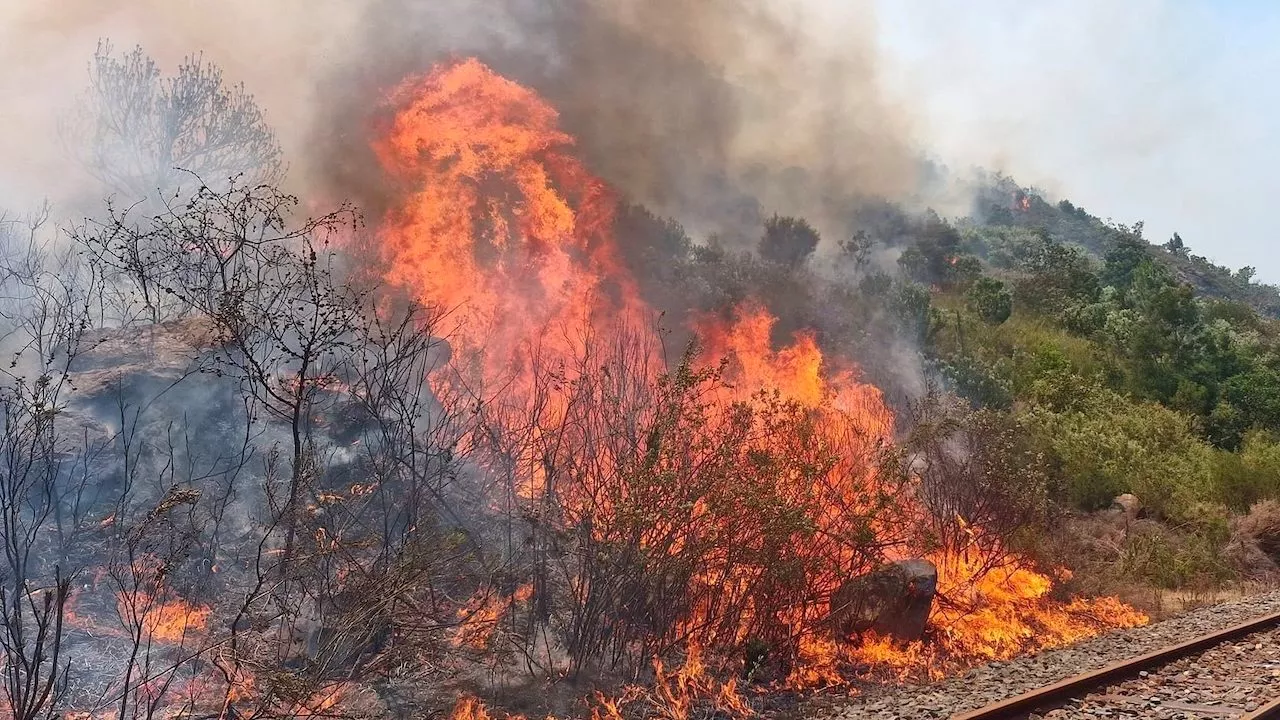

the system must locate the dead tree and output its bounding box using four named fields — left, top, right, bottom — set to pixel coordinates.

left=69, top=41, right=283, bottom=205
